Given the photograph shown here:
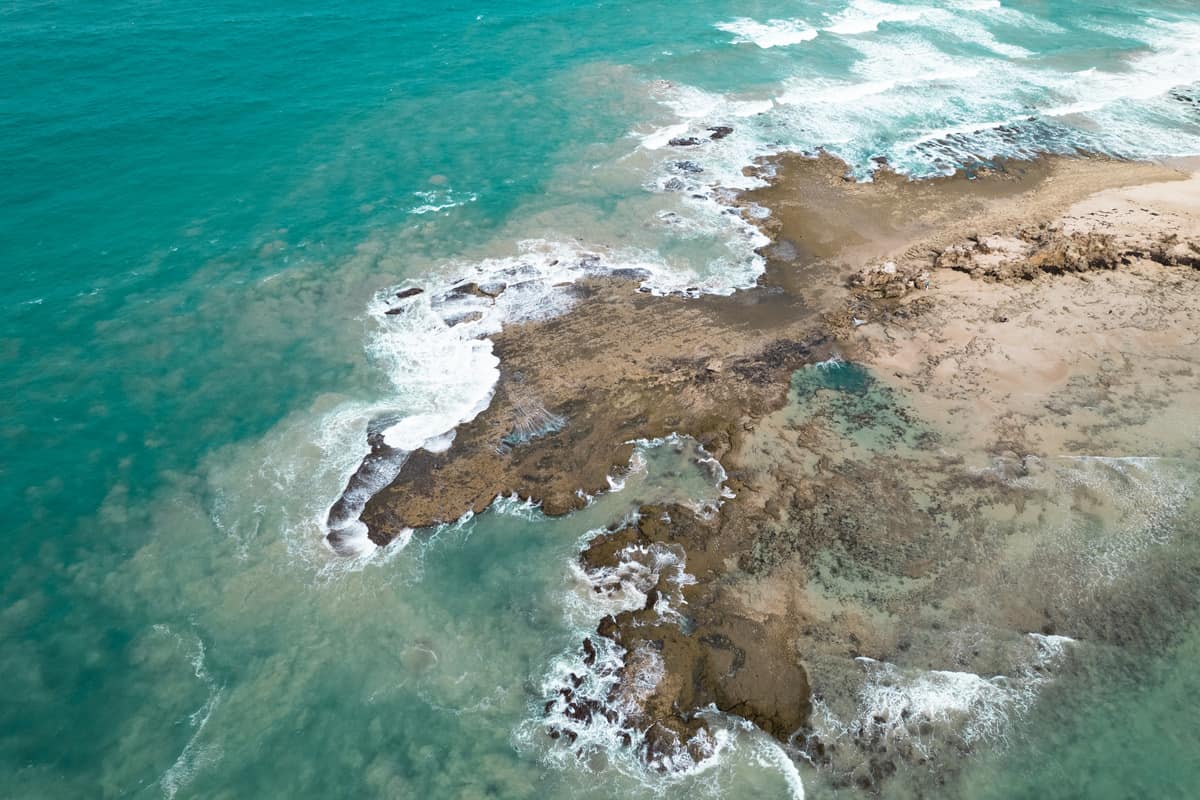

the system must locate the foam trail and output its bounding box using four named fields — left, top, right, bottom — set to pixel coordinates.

left=747, top=731, right=807, bottom=800
left=716, top=18, right=818, bottom=48
left=407, top=189, right=478, bottom=216
left=154, top=625, right=224, bottom=799
left=824, top=0, right=926, bottom=36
